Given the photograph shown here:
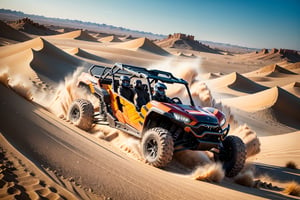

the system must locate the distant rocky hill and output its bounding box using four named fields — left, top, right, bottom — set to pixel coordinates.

left=0, top=20, right=31, bottom=42
left=156, top=33, right=220, bottom=54
left=257, top=48, right=300, bottom=62
left=9, top=17, right=59, bottom=35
